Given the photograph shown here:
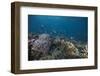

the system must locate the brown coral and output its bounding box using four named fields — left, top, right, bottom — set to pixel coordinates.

left=64, top=41, right=80, bottom=58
